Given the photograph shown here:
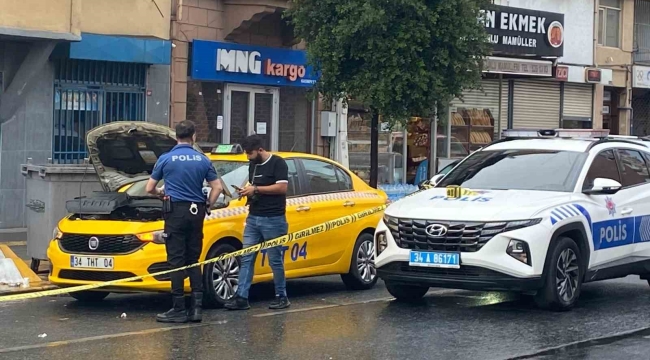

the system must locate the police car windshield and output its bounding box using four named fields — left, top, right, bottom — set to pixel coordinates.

left=125, top=160, right=249, bottom=196
left=437, top=149, right=587, bottom=192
